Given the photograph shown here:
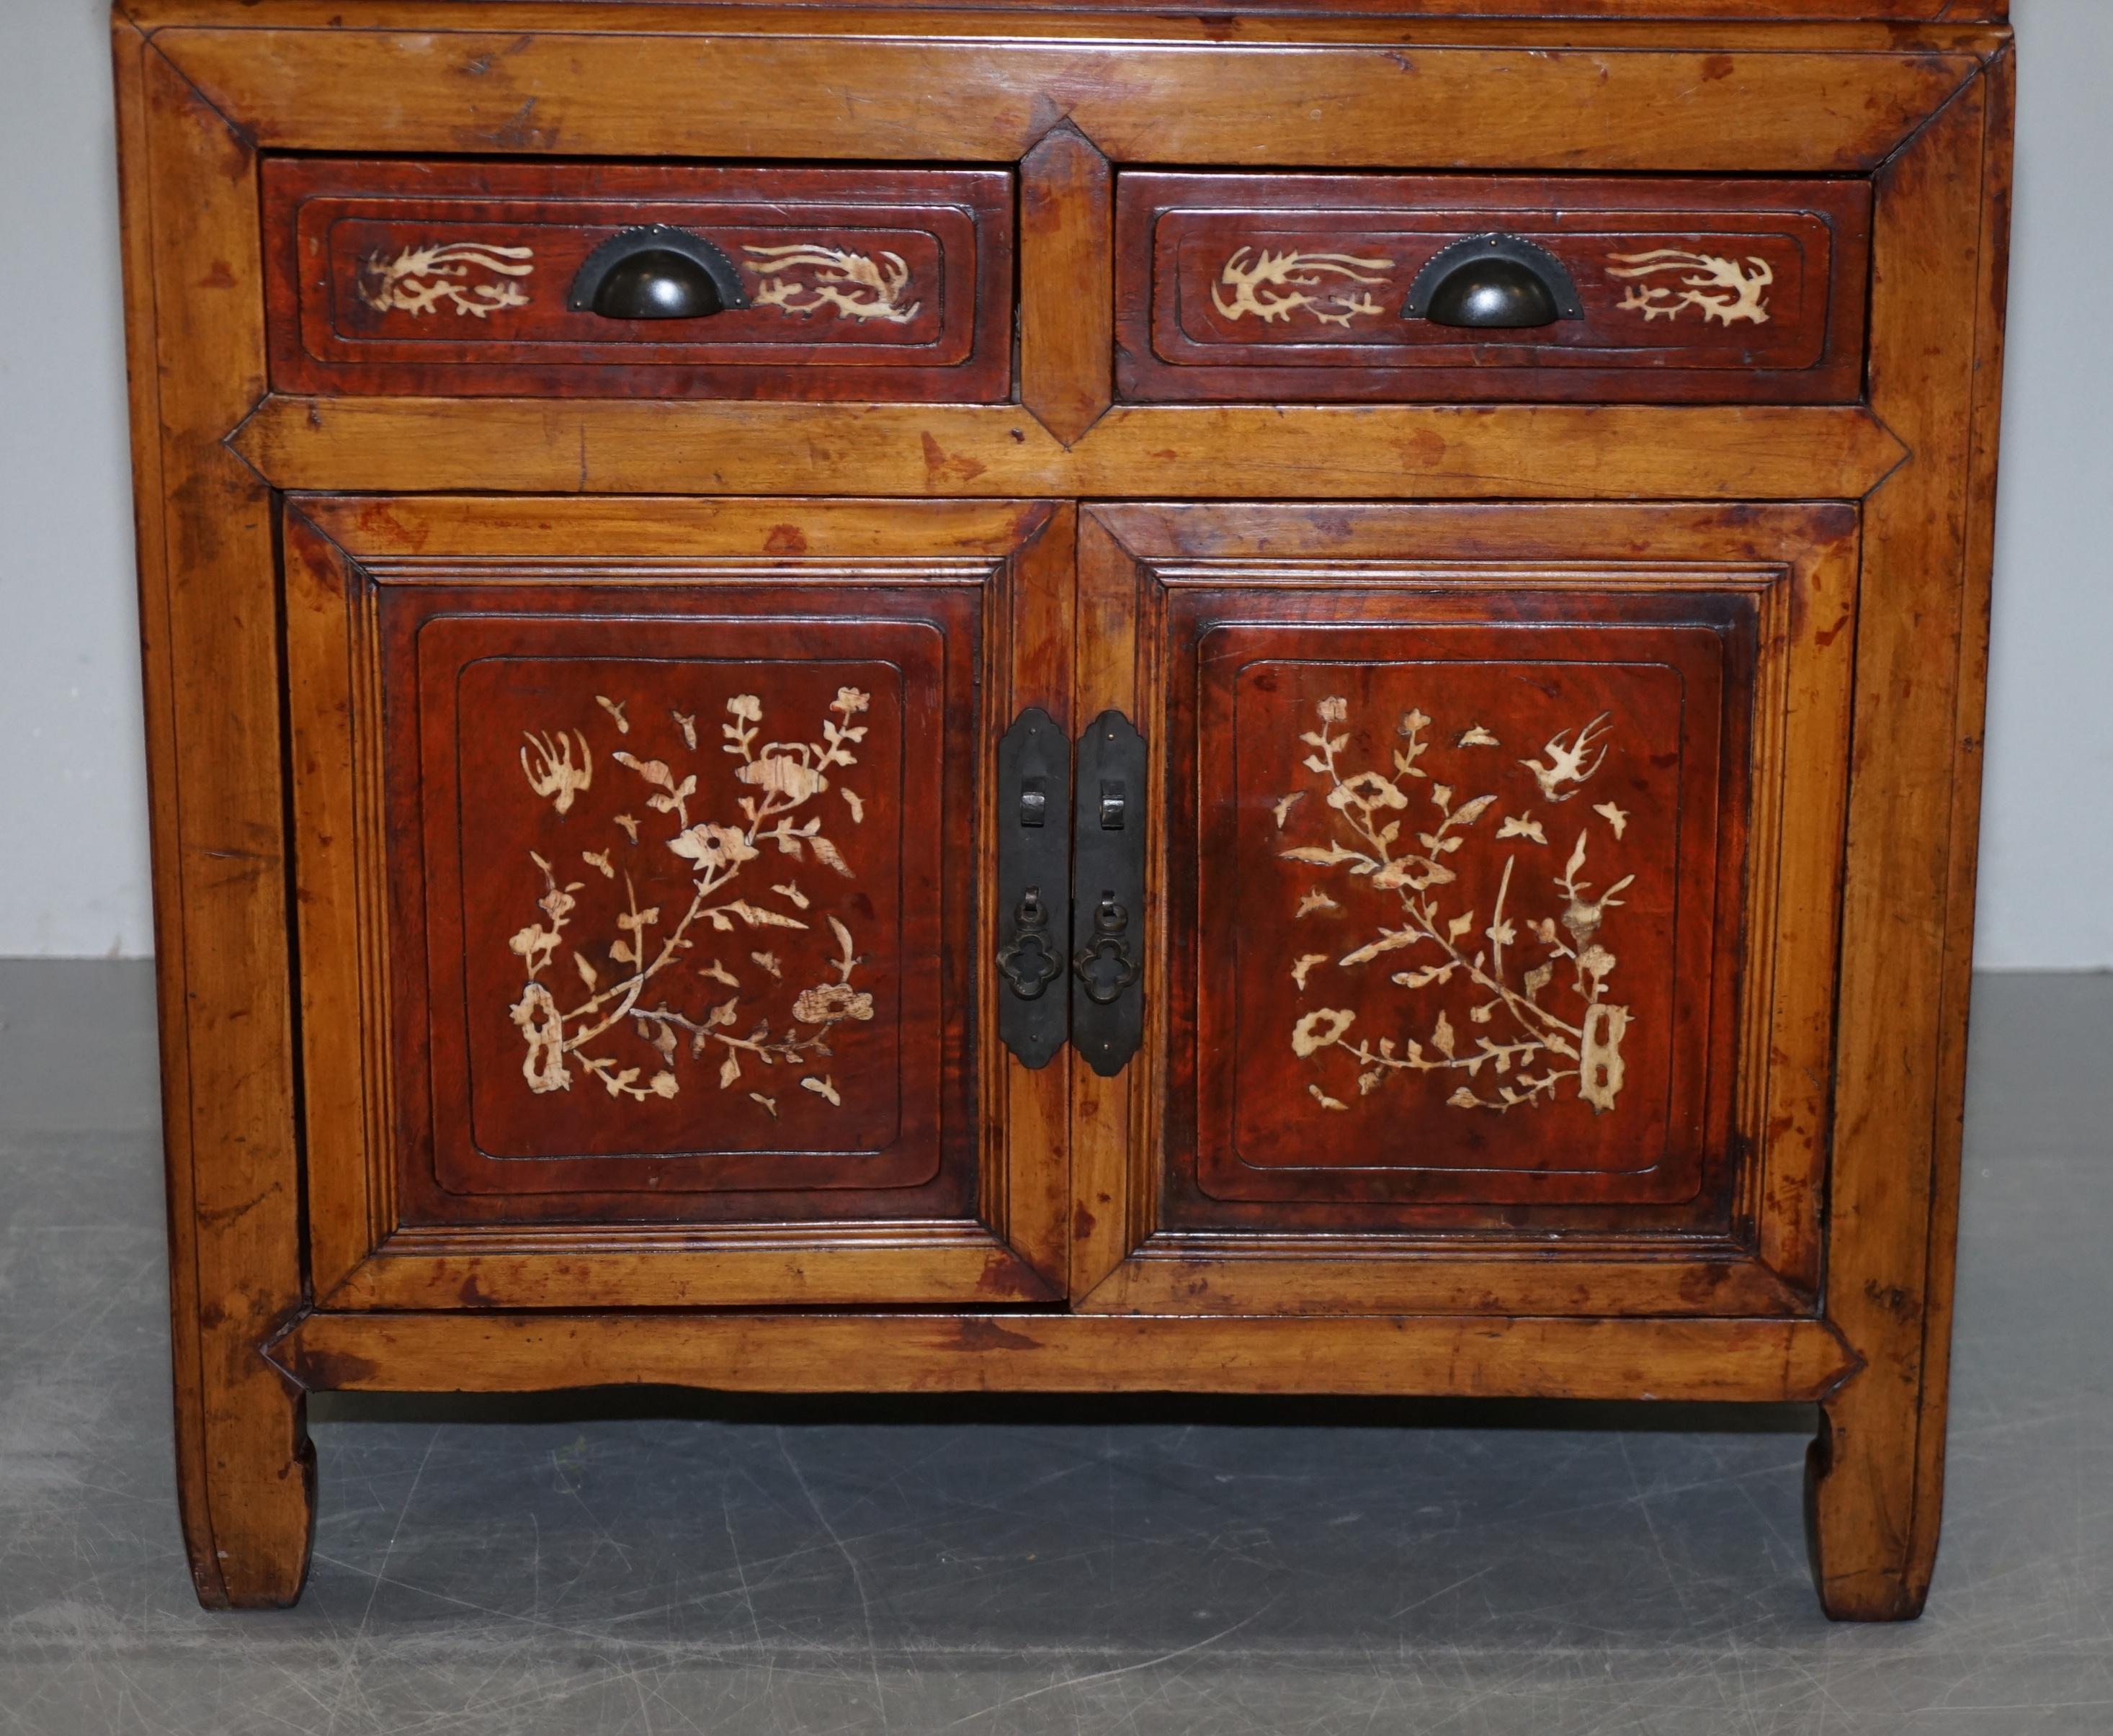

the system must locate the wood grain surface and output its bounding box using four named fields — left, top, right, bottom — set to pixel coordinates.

left=115, top=24, right=316, bottom=1609
left=1805, top=51, right=2014, bottom=1625
left=129, top=3, right=2007, bottom=28
left=152, top=24, right=1986, bottom=174
left=234, top=398, right=1909, bottom=502
left=1019, top=130, right=1114, bottom=443
left=276, top=1310, right=1863, bottom=1404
